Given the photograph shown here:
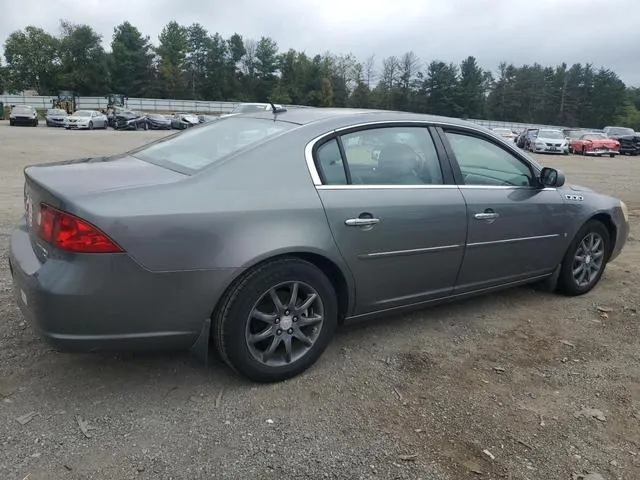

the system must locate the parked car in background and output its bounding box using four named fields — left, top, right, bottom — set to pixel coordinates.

left=563, top=129, right=589, bottom=153
left=171, top=113, right=200, bottom=130
left=491, top=127, right=518, bottom=142
left=145, top=114, right=172, bottom=130
left=8, top=108, right=629, bottom=382
left=45, top=108, right=68, bottom=128
left=198, top=114, right=218, bottom=124
left=65, top=110, right=108, bottom=130
left=570, top=132, right=620, bottom=157
left=603, top=126, right=640, bottom=155
left=219, top=102, right=284, bottom=118
left=113, top=110, right=148, bottom=130
left=517, top=128, right=539, bottom=150
left=528, top=129, right=569, bottom=154
left=9, top=105, right=38, bottom=127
